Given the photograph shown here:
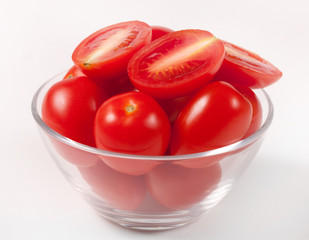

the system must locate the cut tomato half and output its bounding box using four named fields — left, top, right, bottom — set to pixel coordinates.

left=72, top=21, right=152, bottom=83
left=213, top=40, right=282, bottom=88
left=128, top=30, right=225, bottom=99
